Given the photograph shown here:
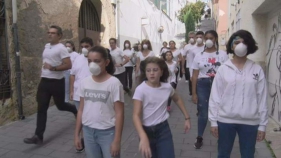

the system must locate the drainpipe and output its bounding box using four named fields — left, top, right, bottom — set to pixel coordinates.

left=12, top=0, right=25, bottom=120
